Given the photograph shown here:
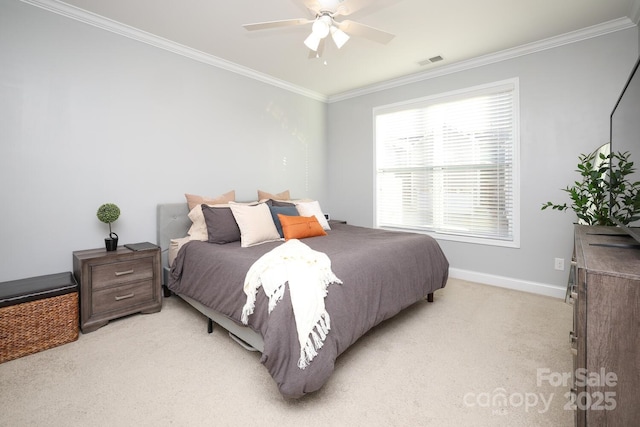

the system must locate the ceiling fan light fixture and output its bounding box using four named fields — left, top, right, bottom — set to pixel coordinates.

left=330, top=26, right=349, bottom=49
left=304, top=32, right=322, bottom=51
left=311, top=15, right=332, bottom=38
left=243, top=3, right=396, bottom=59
